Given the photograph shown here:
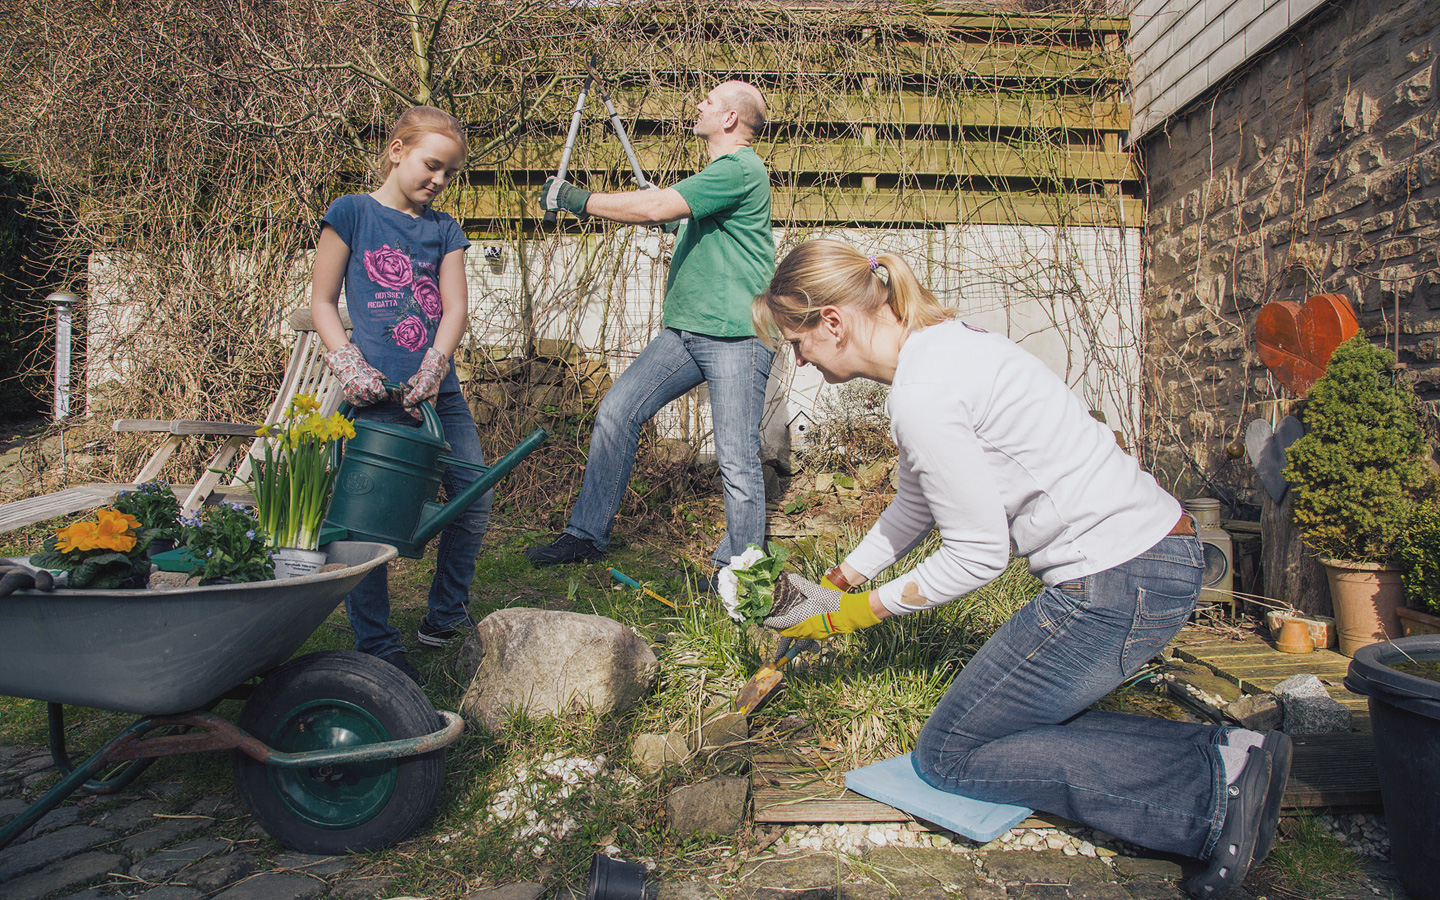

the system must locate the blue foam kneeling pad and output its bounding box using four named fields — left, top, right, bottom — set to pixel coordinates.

left=844, top=752, right=1031, bottom=843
